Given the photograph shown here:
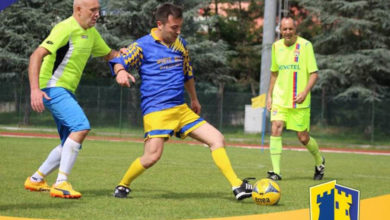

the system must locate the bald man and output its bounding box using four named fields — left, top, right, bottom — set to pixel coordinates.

left=24, top=0, right=120, bottom=199
left=266, top=16, right=325, bottom=181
